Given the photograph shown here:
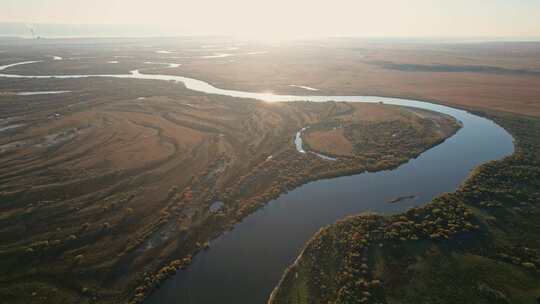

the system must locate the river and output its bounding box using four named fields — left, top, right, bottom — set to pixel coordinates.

left=0, top=60, right=514, bottom=304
